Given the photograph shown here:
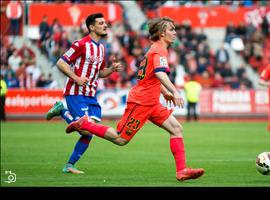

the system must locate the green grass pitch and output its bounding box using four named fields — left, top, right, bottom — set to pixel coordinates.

left=1, top=120, right=270, bottom=187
